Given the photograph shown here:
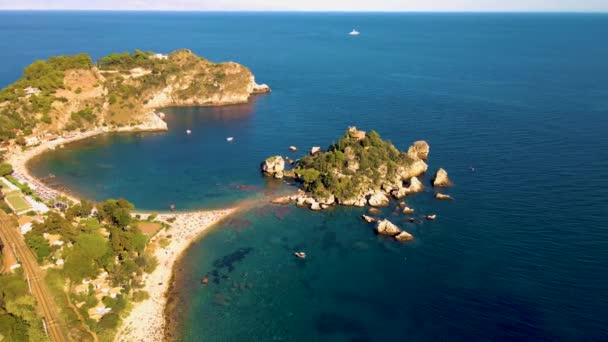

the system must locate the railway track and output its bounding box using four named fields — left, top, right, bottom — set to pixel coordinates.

left=0, top=211, right=69, bottom=342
